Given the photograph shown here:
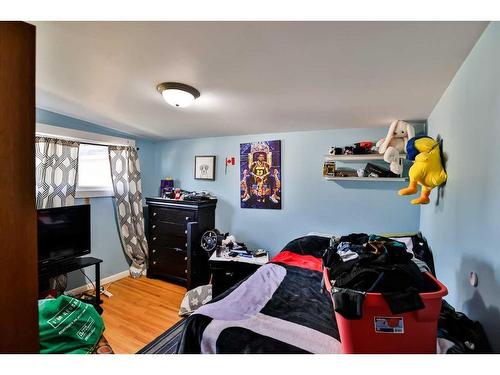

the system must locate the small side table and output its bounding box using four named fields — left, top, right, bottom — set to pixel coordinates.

left=39, top=257, right=104, bottom=314
left=209, top=251, right=269, bottom=298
